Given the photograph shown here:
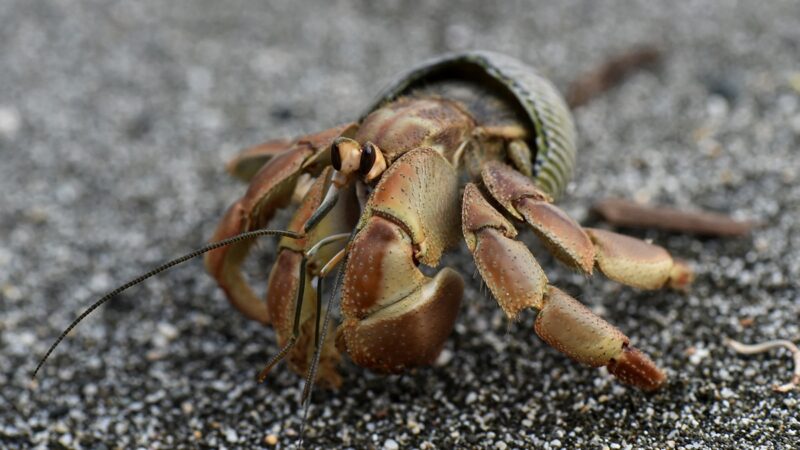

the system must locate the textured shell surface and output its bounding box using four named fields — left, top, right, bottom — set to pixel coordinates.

left=362, top=51, right=577, bottom=199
